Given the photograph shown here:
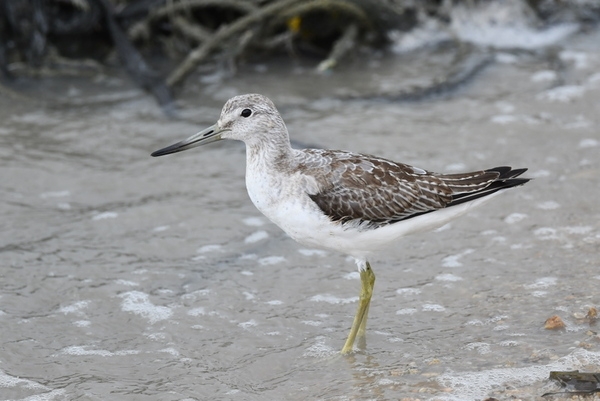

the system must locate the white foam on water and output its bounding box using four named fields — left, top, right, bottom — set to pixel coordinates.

left=490, top=114, right=542, bottom=125
left=9, top=389, right=66, bottom=401
left=529, top=169, right=550, bottom=178
left=152, top=225, right=169, bottom=232
left=196, top=244, right=222, bottom=253
left=504, top=213, right=528, bottom=224
left=59, top=300, right=90, bottom=314
left=442, top=249, right=474, bottom=268
left=491, top=236, right=506, bottom=243
left=490, top=114, right=517, bottom=124
left=537, top=85, right=586, bottom=102
left=396, top=308, right=417, bottom=315
left=60, top=345, right=139, bottom=357
left=303, top=336, right=337, bottom=358
left=434, top=223, right=452, bottom=232
left=302, top=320, right=322, bottom=326
left=589, top=72, right=600, bottom=84
left=436, top=349, right=600, bottom=401
left=343, top=271, right=360, bottom=280
left=258, top=256, right=285, bottom=265
left=422, top=304, right=446, bottom=312
left=531, top=70, right=558, bottom=82
left=180, top=289, right=210, bottom=302
left=435, top=274, right=463, bottom=282
left=115, top=279, right=139, bottom=286
left=449, top=1, right=578, bottom=49
left=40, top=190, right=70, bottom=199
left=266, top=300, right=283, bottom=305
left=187, top=307, right=205, bottom=316
left=536, top=201, right=560, bottom=210
left=396, top=288, right=422, bottom=296
left=239, top=253, right=257, bottom=260
left=524, top=277, right=557, bottom=289
left=564, top=226, right=592, bottom=235
left=119, top=291, right=173, bottom=324
left=579, top=138, right=600, bottom=149
left=444, top=163, right=467, bottom=172
left=298, top=248, right=327, bottom=257
left=244, top=230, right=268, bottom=243
left=92, top=211, right=118, bottom=220
left=495, top=53, right=519, bottom=64
left=56, top=202, right=71, bottom=210
left=388, top=19, right=451, bottom=53
left=464, top=342, right=491, bottom=355
left=495, top=101, right=515, bottom=113
left=534, top=227, right=558, bottom=240
left=564, top=116, right=592, bottom=129
left=310, top=294, right=358, bottom=305
left=242, top=217, right=265, bottom=226
left=159, top=348, right=179, bottom=357
left=238, top=319, right=257, bottom=329
left=391, top=1, right=578, bottom=52
left=378, top=378, right=397, bottom=386
left=0, top=368, right=48, bottom=389
left=560, top=50, right=589, bottom=69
